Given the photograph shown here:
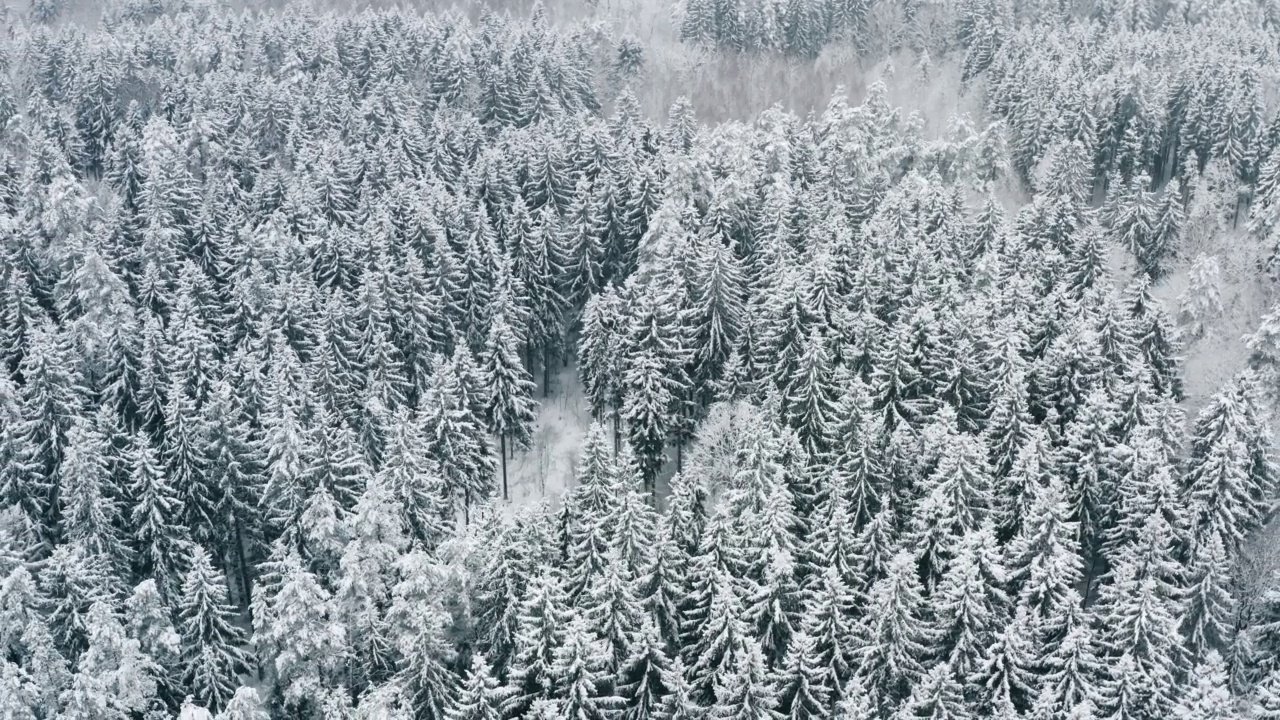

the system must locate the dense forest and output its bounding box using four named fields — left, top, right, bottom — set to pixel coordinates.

left=3, top=0, right=1280, bottom=718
